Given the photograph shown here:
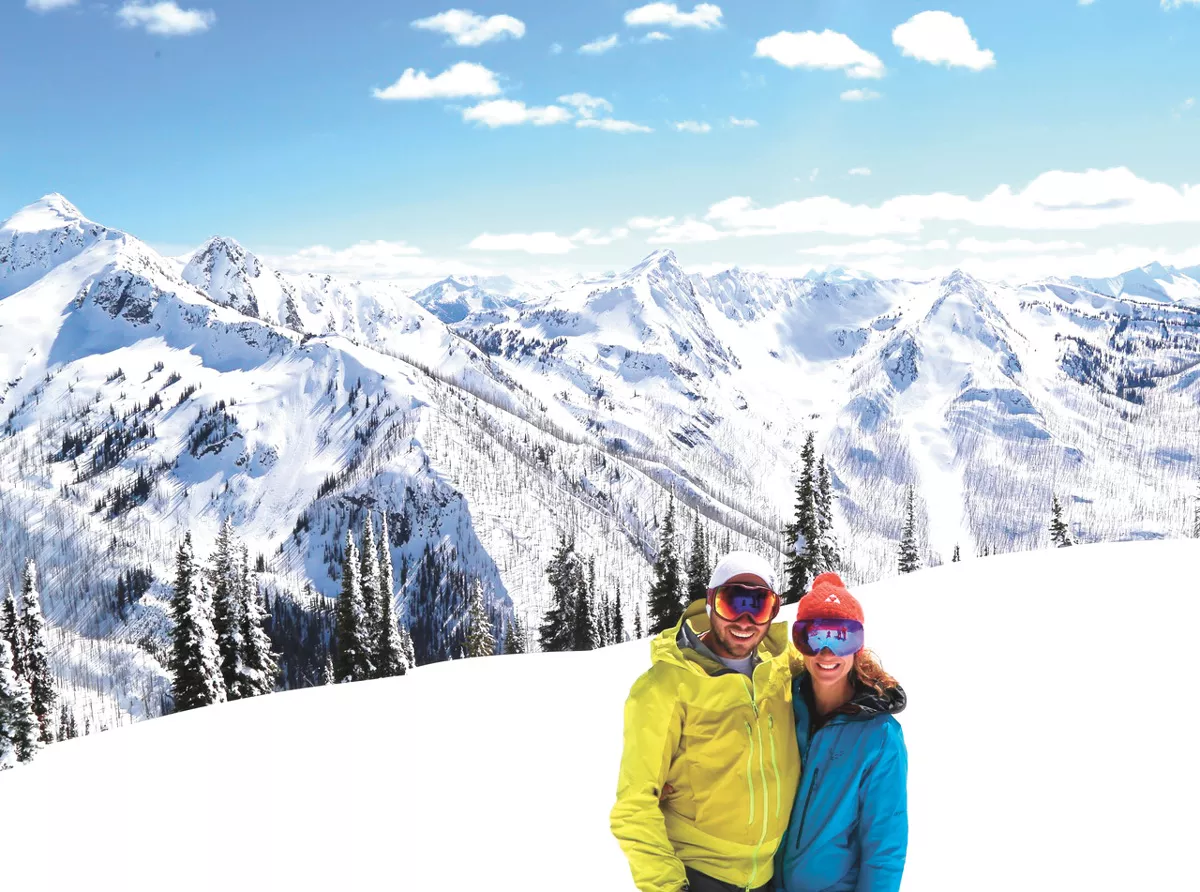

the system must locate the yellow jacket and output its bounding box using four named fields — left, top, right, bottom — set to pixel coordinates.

left=610, top=600, right=801, bottom=892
